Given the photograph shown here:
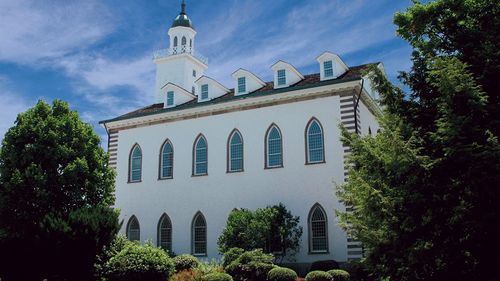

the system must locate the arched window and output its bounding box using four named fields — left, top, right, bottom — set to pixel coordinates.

left=192, top=212, right=207, bottom=256
left=182, top=36, right=187, bottom=46
left=190, top=39, right=193, bottom=47
left=127, top=215, right=140, bottom=242
left=159, top=140, right=173, bottom=179
left=193, top=134, right=208, bottom=176
left=306, top=118, right=325, bottom=164
left=308, top=204, right=328, bottom=253
left=265, top=124, right=283, bottom=168
left=173, top=36, right=178, bottom=47
left=157, top=213, right=172, bottom=252
left=129, top=144, right=142, bottom=182
left=227, top=129, right=243, bottom=172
